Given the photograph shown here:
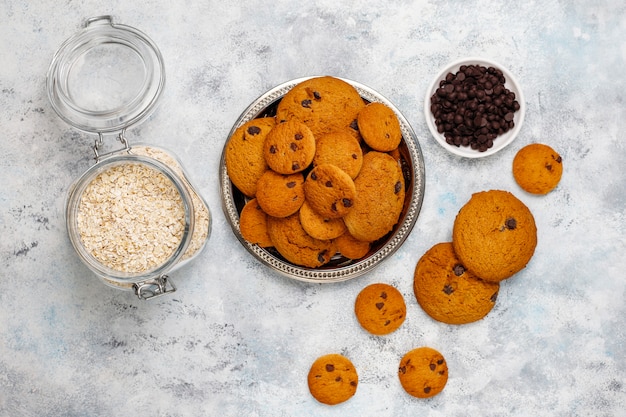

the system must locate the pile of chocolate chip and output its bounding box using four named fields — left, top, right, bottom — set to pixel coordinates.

left=430, top=64, right=521, bottom=152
